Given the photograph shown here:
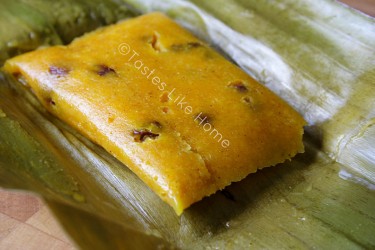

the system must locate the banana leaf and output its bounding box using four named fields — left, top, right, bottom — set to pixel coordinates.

left=1, top=0, right=374, bottom=249
left=0, top=0, right=136, bottom=65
